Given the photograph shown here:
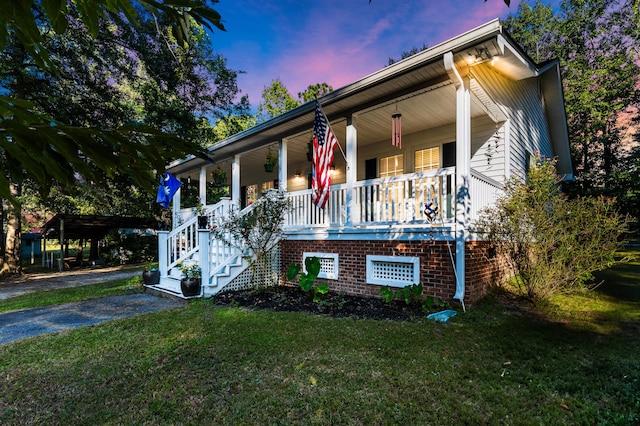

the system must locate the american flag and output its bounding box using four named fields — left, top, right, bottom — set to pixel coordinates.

left=311, top=102, right=338, bottom=209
